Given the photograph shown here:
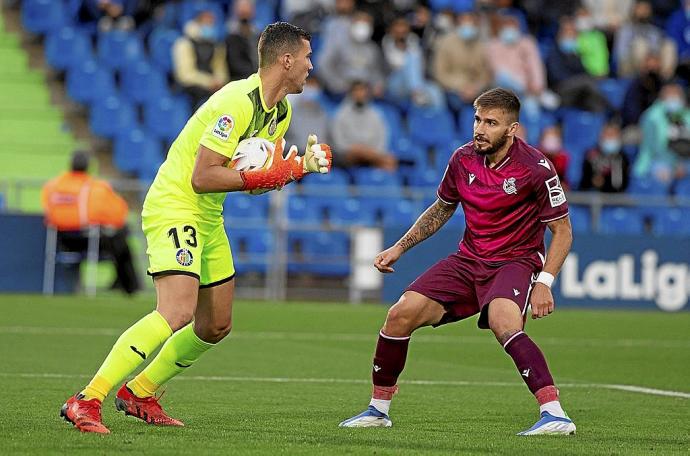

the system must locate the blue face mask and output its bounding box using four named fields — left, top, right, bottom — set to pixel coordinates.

left=559, top=39, right=577, bottom=53
left=457, top=24, right=478, bottom=40
left=199, top=25, right=216, bottom=41
left=499, top=27, right=520, bottom=44
left=664, top=97, right=684, bottom=113
left=600, top=139, right=621, bottom=155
